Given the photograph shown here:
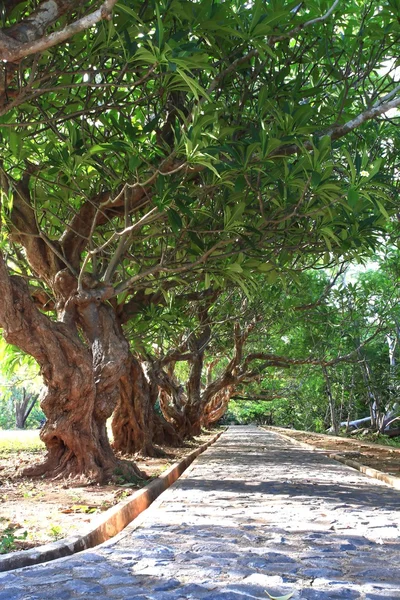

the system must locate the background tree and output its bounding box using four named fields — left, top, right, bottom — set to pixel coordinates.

left=224, top=254, right=400, bottom=436
left=0, top=339, right=43, bottom=429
